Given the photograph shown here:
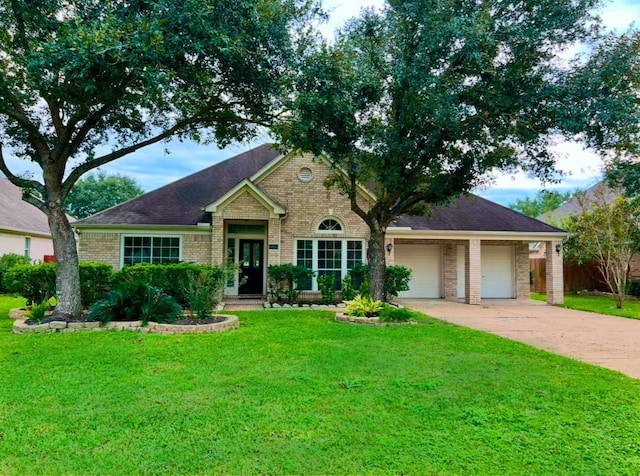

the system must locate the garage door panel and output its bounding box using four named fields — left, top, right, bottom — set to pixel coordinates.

left=395, top=244, right=442, bottom=298
left=481, top=246, right=514, bottom=298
